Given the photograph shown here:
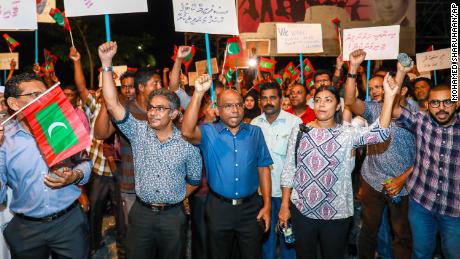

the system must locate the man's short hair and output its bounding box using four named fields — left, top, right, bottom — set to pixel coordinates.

left=412, top=77, right=433, bottom=88
left=313, top=69, right=332, bottom=82
left=4, top=73, right=43, bottom=100
left=61, top=85, right=77, bottom=93
left=147, top=89, right=181, bottom=111
left=120, top=70, right=136, bottom=82
left=134, top=67, right=160, bottom=92
left=429, top=84, right=451, bottom=95
left=260, top=82, right=282, bottom=98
